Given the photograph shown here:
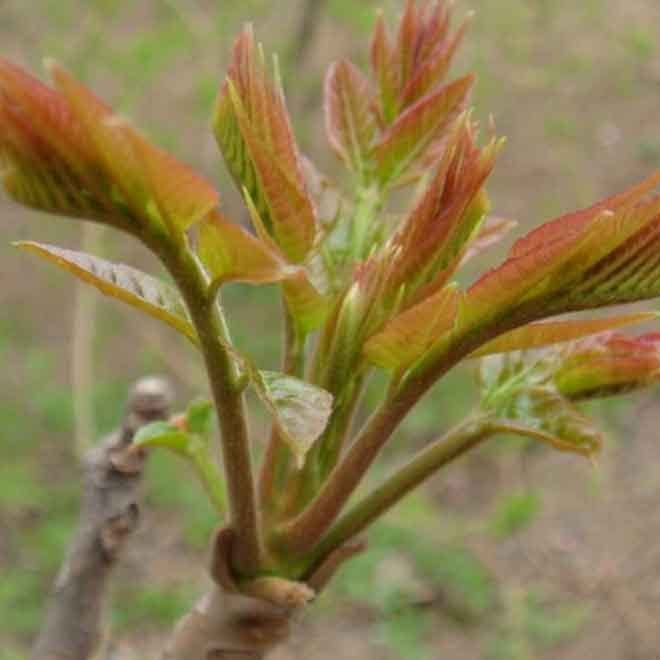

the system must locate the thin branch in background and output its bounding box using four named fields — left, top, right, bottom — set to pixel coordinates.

left=129, top=316, right=206, bottom=391
left=71, top=223, right=104, bottom=457
left=31, top=377, right=173, bottom=660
